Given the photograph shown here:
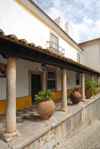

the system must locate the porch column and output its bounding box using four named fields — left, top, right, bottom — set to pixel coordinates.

left=60, top=69, right=68, bottom=112
left=1, top=58, right=20, bottom=143
left=97, top=76, right=99, bottom=84
left=81, top=73, right=86, bottom=102
left=91, top=75, right=94, bottom=80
